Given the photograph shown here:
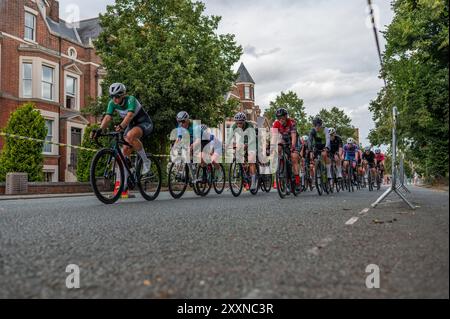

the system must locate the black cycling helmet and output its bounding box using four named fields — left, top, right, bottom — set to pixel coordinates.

left=313, top=117, right=323, bottom=127
left=276, top=108, right=288, bottom=118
